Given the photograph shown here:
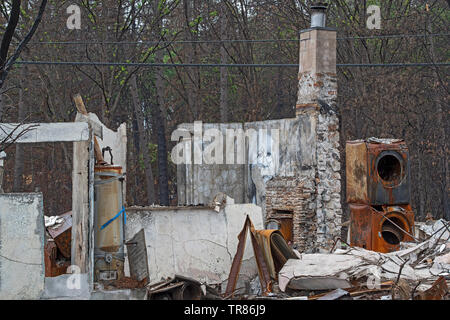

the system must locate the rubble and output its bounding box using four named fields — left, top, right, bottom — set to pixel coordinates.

left=146, top=275, right=204, bottom=300
left=216, top=218, right=449, bottom=301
